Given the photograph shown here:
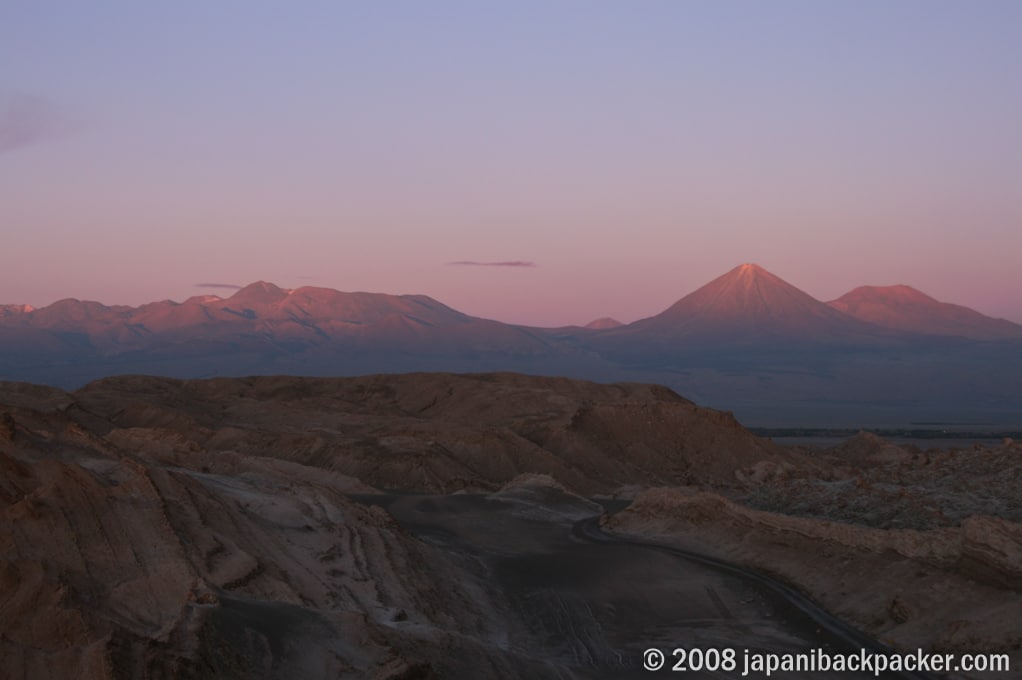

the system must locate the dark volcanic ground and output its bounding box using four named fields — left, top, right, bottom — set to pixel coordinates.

left=355, top=486, right=901, bottom=679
